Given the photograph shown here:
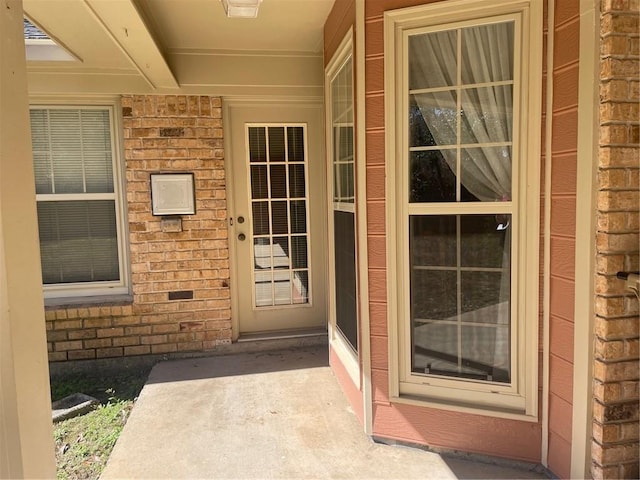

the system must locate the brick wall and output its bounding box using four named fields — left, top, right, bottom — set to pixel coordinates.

left=45, top=95, right=232, bottom=361
left=591, top=1, right=640, bottom=478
